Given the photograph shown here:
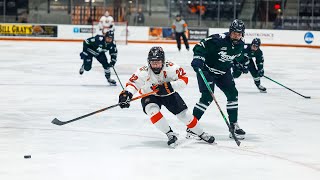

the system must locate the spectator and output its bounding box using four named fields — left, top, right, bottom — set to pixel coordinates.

left=19, top=13, right=28, bottom=23
left=273, top=14, right=283, bottom=29
left=134, top=8, right=145, bottom=26
left=188, top=3, right=198, bottom=14
left=87, top=16, right=93, bottom=25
